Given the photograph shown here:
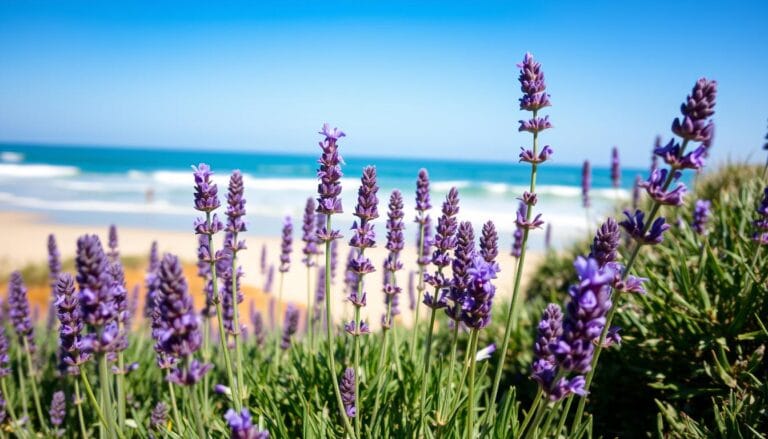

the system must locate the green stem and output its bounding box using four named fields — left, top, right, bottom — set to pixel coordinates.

left=439, top=318, right=461, bottom=426
left=353, top=301, right=362, bottom=439
left=540, top=399, right=561, bottom=438
left=409, top=222, right=427, bottom=360
left=188, top=385, right=206, bottom=439
left=1, top=378, right=24, bottom=439
left=274, top=272, right=285, bottom=370
left=371, top=272, right=396, bottom=428
left=307, top=264, right=314, bottom=352
left=555, top=395, right=574, bottom=438
left=22, top=338, right=46, bottom=430
left=465, top=330, right=479, bottom=438
left=80, top=366, right=125, bottom=439
left=417, top=298, right=439, bottom=436
left=167, top=381, right=182, bottom=435
left=323, top=216, right=356, bottom=438
left=98, top=354, right=115, bottom=438
left=517, top=388, right=543, bottom=437
left=202, top=316, right=211, bottom=419
left=489, top=110, right=541, bottom=418
left=75, top=380, right=89, bottom=439
left=523, top=398, right=548, bottom=439
left=116, top=350, right=126, bottom=429
left=231, top=244, right=246, bottom=407
left=205, top=212, right=239, bottom=412
left=14, top=348, right=29, bottom=421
